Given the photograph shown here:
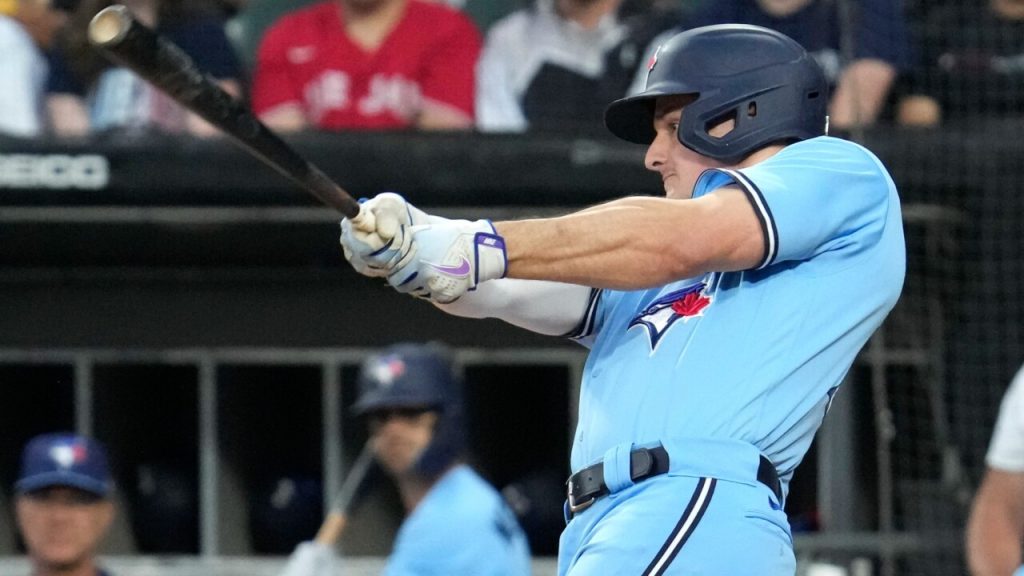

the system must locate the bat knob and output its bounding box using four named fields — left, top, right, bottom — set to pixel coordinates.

left=349, top=206, right=377, bottom=233
left=88, top=5, right=133, bottom=47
